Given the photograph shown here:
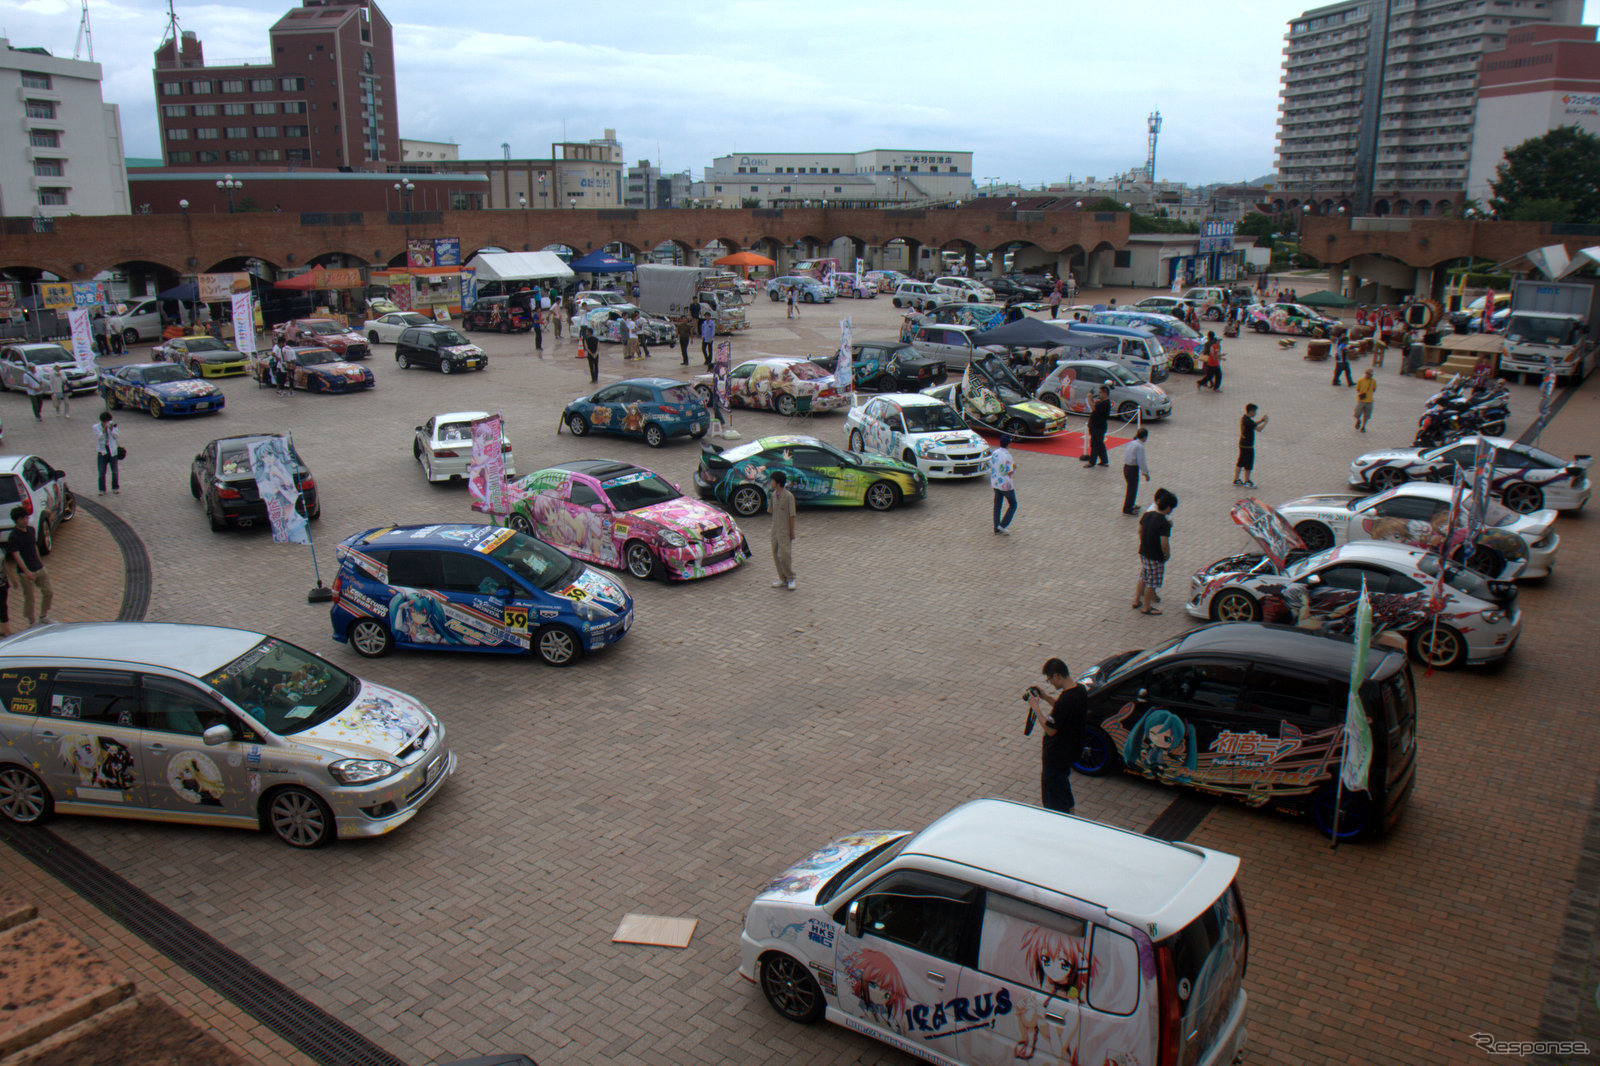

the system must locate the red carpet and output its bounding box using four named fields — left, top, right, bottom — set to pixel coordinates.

left=973, top=427, right=1132, bottom=459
